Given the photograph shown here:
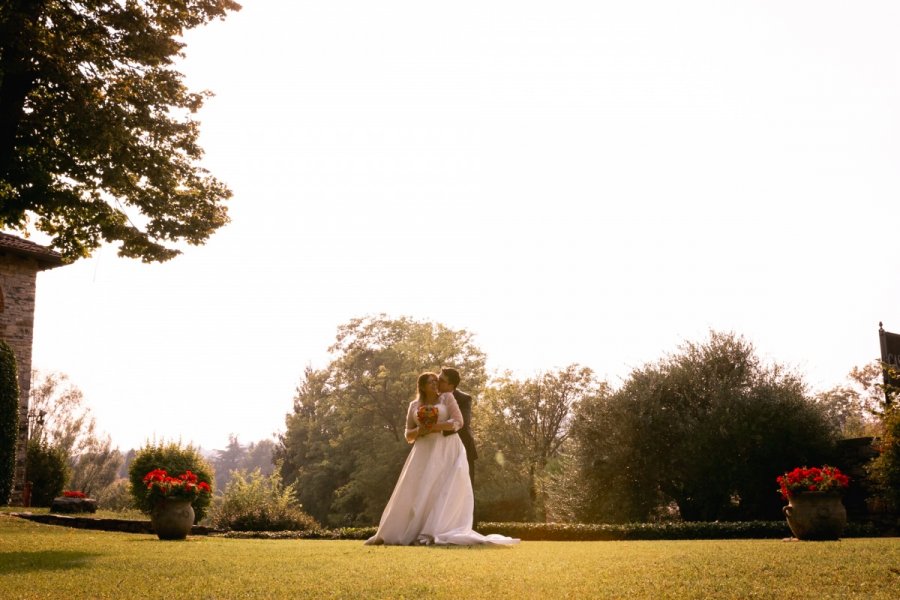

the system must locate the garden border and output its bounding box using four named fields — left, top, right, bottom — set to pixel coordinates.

left=9, top=511, right=221, bottom=535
